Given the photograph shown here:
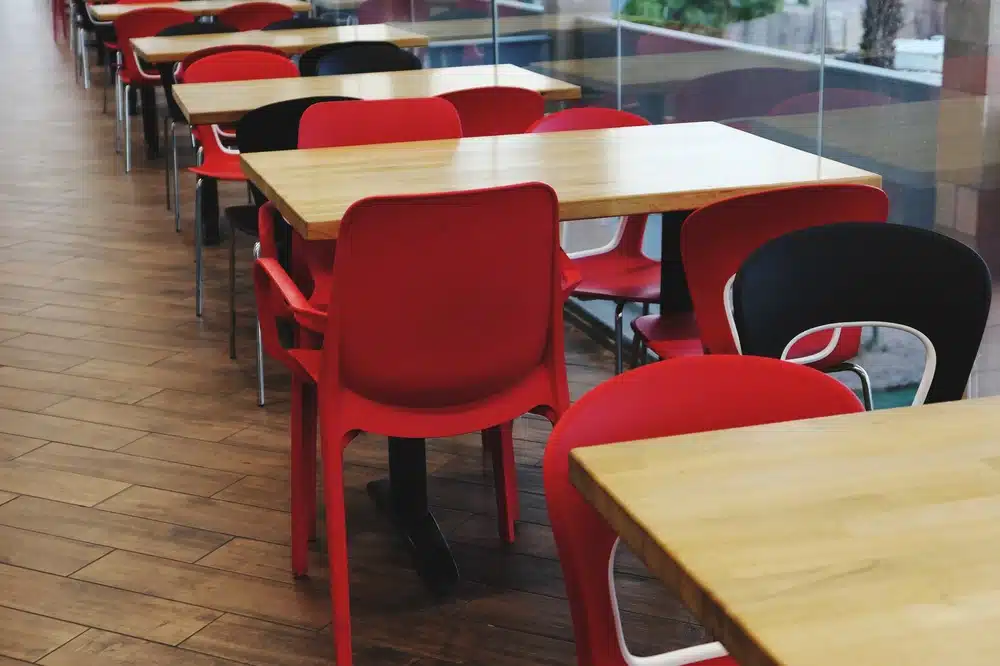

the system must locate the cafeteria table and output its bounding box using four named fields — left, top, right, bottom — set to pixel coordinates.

left=88, top=0, right=312, bottom=21
left=241, top=121, right=881, bottom=593
left=569, top=396, right=1000, bottom=666
left=172, top=64, right=581, bottom=126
